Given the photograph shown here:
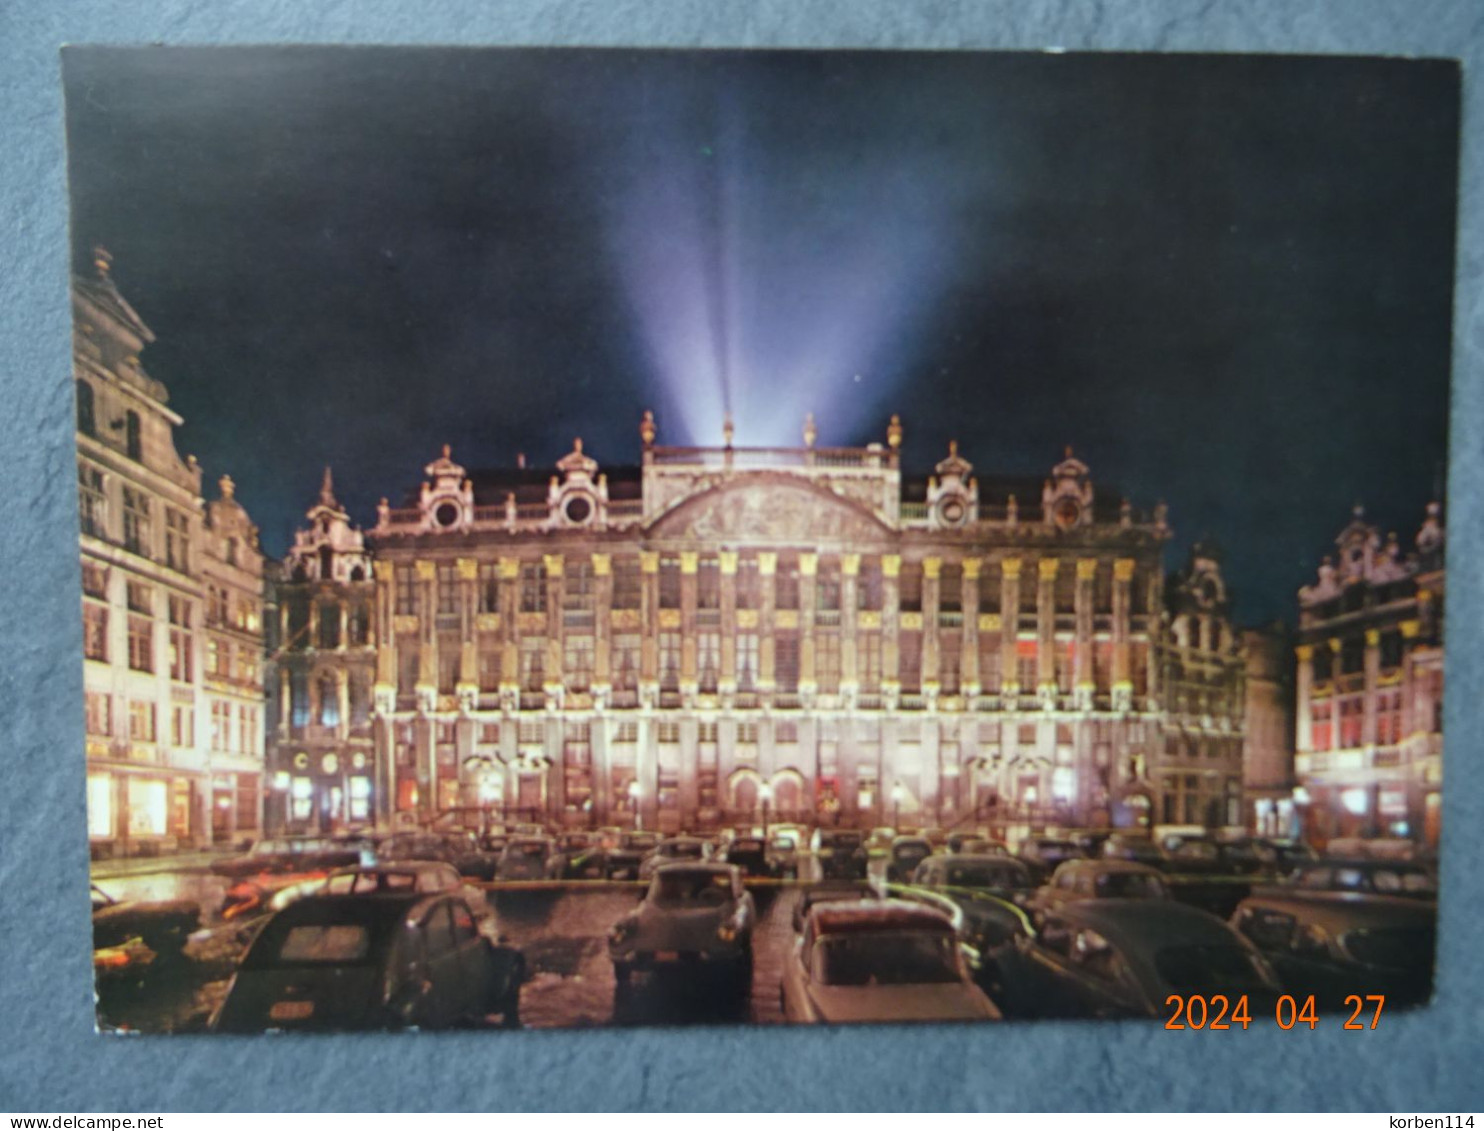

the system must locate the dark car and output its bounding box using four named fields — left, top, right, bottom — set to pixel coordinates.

left=791, top=880, right=881, bottom=932
left=1015, top=837, right=1088, bottom=883
left=212, top=892, right=524, bottom=1032
left=724, top=836, right=778, bottom=879
left=1280, top=860, right=1438, bottom=902
left=1232, top=891, right=1435, bottom=1009
left=813, top=829, right=869, bottom=881
left=549, top=832, right=608, bottom=880
left=606, top=832, right=661, bottom=880
left=1100, top=834, right=1167, bottom=868
left=999, top=899, right=1281, bottom=1021
left=885, top=836, right=935, bottom=884
left=1030, top=860, right=1170, bottom=925
left=905, top=854, right=1037, bottom=993
left=1252, top=838, right=1320, bottom=872
left=638, top=836, right=713, bottom=881
left=496, top=837, right=557, bottom=882
left=210, top=835, right=372, bottom=879
left=91, top=884, right=200, bottom=975
left=375, top=832, right=499, bottom=881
